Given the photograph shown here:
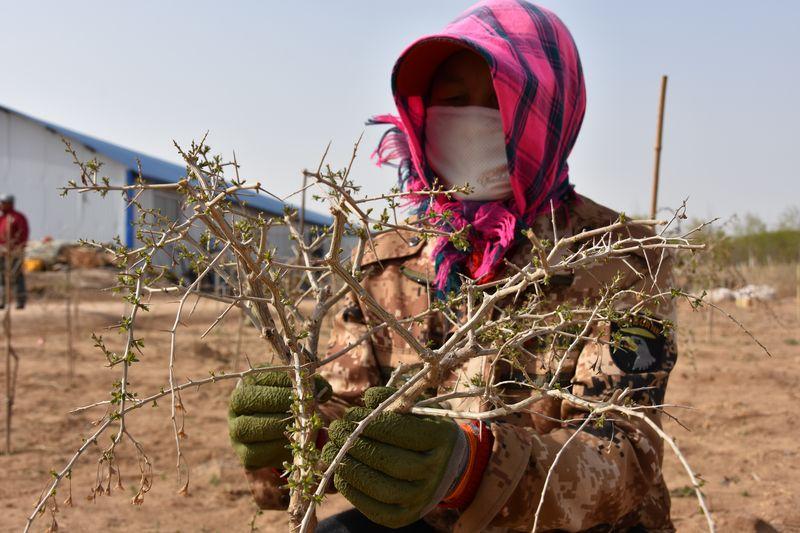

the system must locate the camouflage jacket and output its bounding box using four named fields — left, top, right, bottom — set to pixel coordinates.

left=248, top=194, right=677, bottom=532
